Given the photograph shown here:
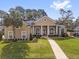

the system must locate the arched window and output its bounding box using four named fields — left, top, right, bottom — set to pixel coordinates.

left=8, top=31, right=13, bottom=39
left=50, top=28, right=53, bottom=34
left=21, top=31, right=27, bottom=39
left=36, top=28, right=40, bottom=35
